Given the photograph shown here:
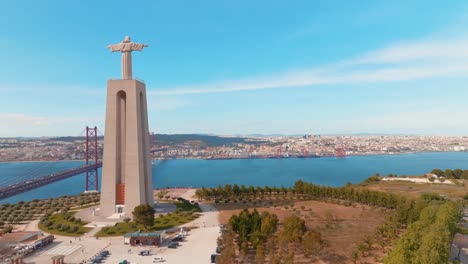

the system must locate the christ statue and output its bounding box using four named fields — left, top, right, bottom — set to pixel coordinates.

left=107, top=36, right=148, bottom=80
